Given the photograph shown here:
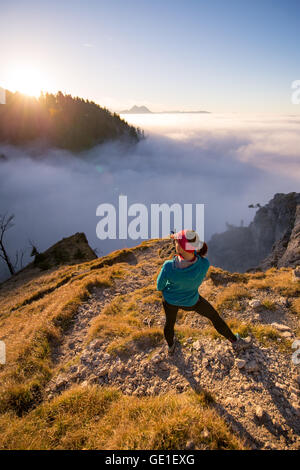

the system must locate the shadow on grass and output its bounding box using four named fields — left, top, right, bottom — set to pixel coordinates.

left=168, top=341, right=299, bottom=449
